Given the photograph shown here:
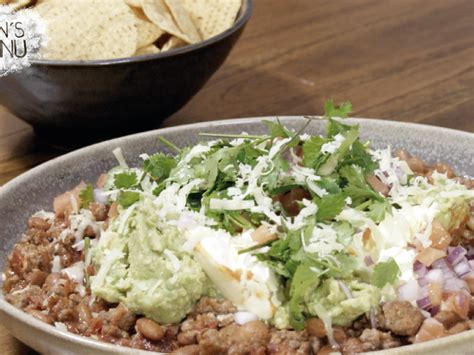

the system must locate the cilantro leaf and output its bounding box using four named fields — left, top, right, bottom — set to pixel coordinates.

left=143, top=153, right=177, bottom=182
left=367, top=200, right=392, bottom=223
left=371, top=257, right=400, bottom=288
left=326, top=118, right=353, bottom=137
left=341, top=140, right=377, bottom=174
left=264, top=119, right=291, bottom=138
left=317, top=126, right=359, bottom=176
left=114, top=172, right=138, bottom=189
left=79, top=184, right=94, bottom=209
left=324, top=100, right=352, bottom=119
left=325, top=253, right=359, bottom=278
left=117, top=191, right=140, bottom=208
left=340, top=165, right=383, bottom=205
left=289, top=260, right=321, bottom=330
left=302, top=136, right=330, bottom=169
left=317, top=178, right=341, bottom=194
left=315, top=192, right=346, bottom=221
